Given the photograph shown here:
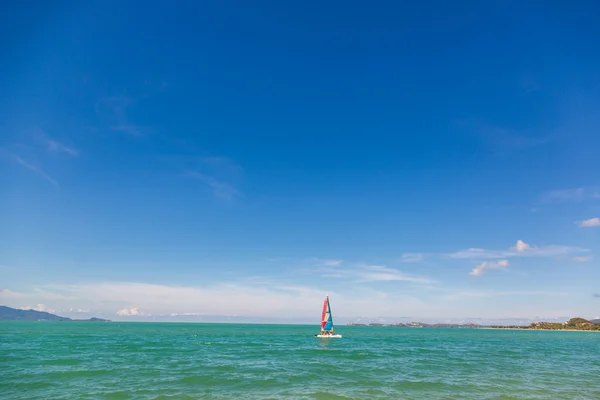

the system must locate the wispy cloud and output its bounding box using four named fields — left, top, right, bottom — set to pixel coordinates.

left=448, top=240, right=588, bottom=260
left=168, top=154, right=243, bottom=201
left=1, top=287, right=75, bottom=301
left=469, top=260, right=509, bottom=277
left=95, top=96, right=144, bottom=136
left=399, top=253, right=424, bottom=263
left=35, top=132, right=79, bottom=156
left=320, top=263, right=433, bottom=284
left=451, top=289, right=563, bottom=298
left=358, top=265, right=433, bottom=283
left=313, top=258, right=343, bottom=267
left=593, top=293, right=600, bottom=298
left=46, top=139, right=79, bottom=156
left=455, top=119, right=548, bottom=153
left=571, top=255, right=593, bottom=262
left=542, top=187, right=600, bottom=203
left=14, top=156, right=59, bottom=187
left=200, top=156, right=244, bottom=177
left=0, top=289, right=28, bottom=298
left=2, top=130, right=79, bottom=188
left=185, top=171, right=239, bottom=201
left=578, top=218, right=600, bottom=228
